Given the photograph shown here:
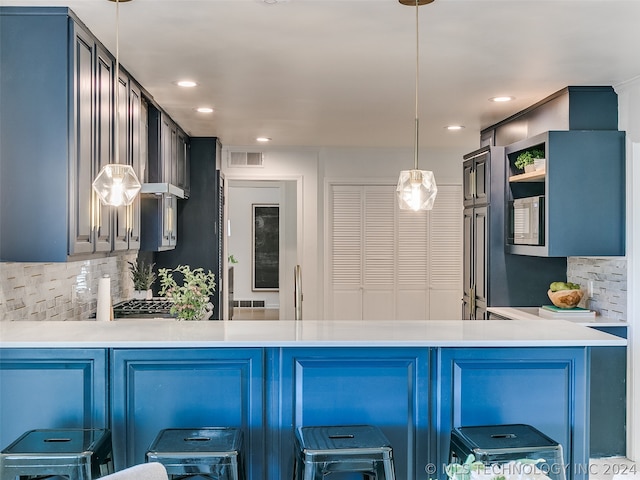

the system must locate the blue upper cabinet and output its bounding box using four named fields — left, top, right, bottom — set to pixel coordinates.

left=505, top=130, right=625, bottom=257
left=0, top=7, right=142, bottom=261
